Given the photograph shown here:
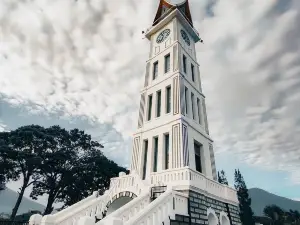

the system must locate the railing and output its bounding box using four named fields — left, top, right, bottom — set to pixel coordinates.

left=30, top=172, right=147, bottom=225
left=97, top=191, right=150, bottom=225
left=125, top=188, right=175, bottom=225
left=124, top=189, right=188, bottom=225
left=109, top=171, right=147, bottom=197
left=150, top=167, right=238, bottom=203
